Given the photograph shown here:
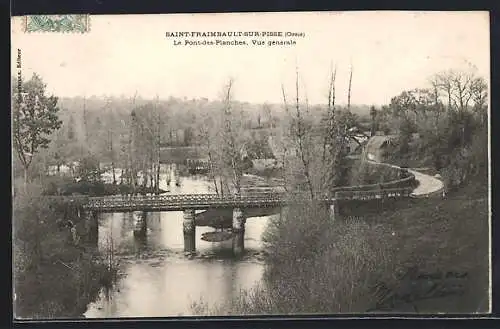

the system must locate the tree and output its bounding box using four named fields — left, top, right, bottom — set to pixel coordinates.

left=220, top=79, right=246, bottom=195
left=430, top=66, right=487, bottom=114
left=370, top=106, right=378, bottom=136
left=347, top=64, right=353, bottom=110
left=262, top=103, right=276, bottom=129
left=77, top=154, right=102, bottom=184
left=281, top=68, right=315, bottom=199
left=386, top=67, right=488, bottom=187
left=12, top=73, right=62, bottom=187
left=320, top=64, right=354, bottom=193
left=67, top=114, right=76, bottom=141
left=50, top=124, right=68, bottom=174
left=127, top=101, right=163, bottom=194
left=279, top=64, right=355, bottom=199
left=196, top=110, right=223, bottom=195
